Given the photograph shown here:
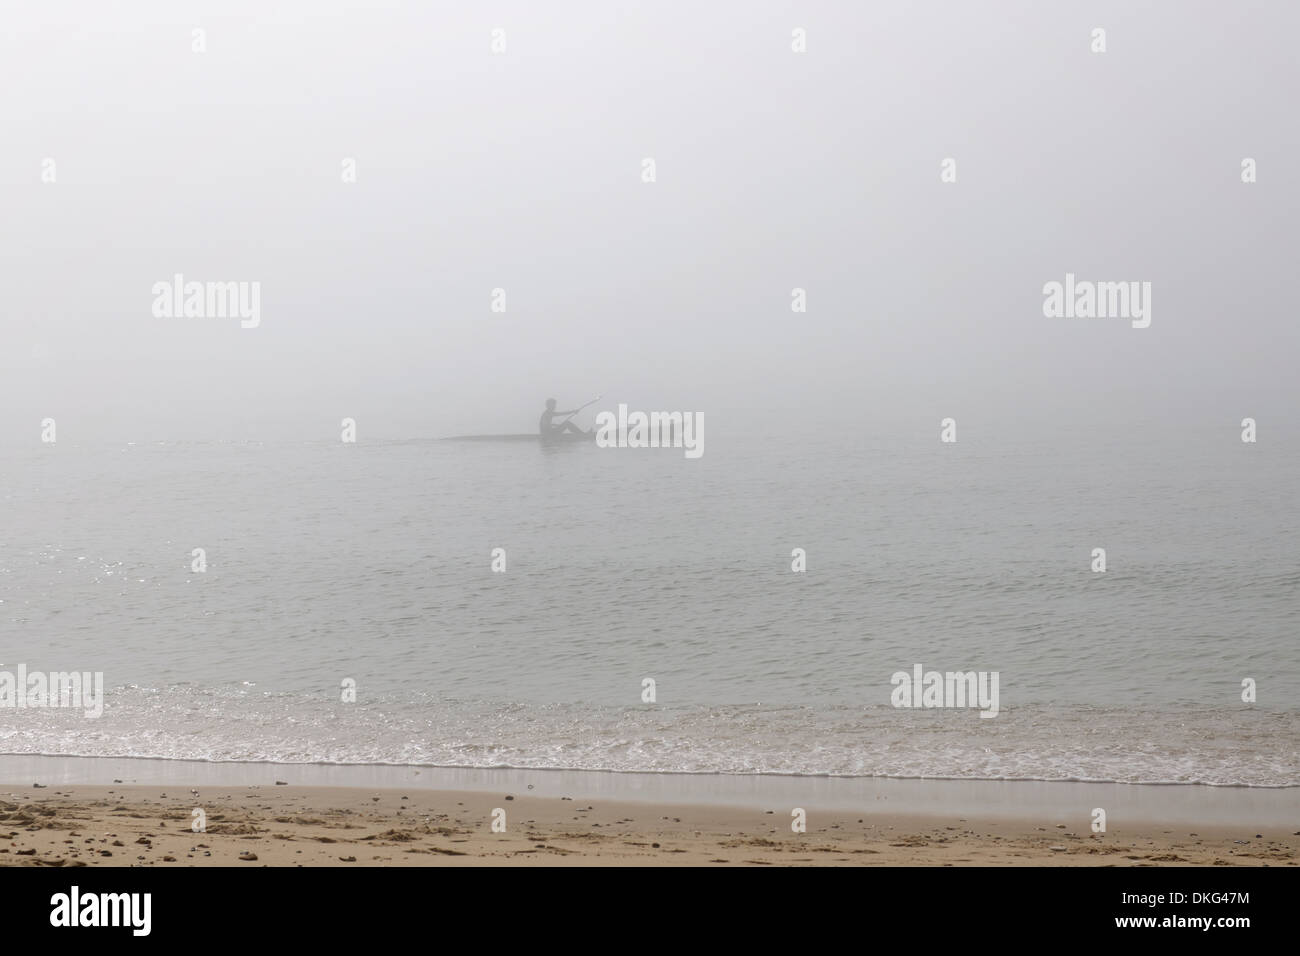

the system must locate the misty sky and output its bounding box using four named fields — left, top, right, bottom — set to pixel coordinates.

left=2, top=1, right=1297, bottom=442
